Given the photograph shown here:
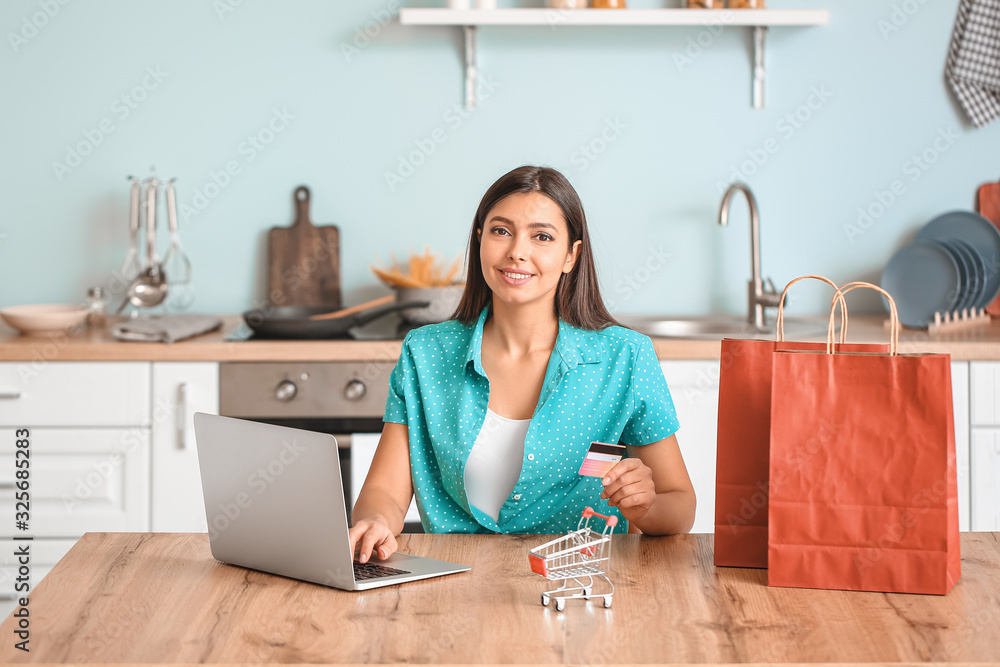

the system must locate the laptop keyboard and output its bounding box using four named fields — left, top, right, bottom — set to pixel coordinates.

left=353, top=561, right=411, bottom=580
